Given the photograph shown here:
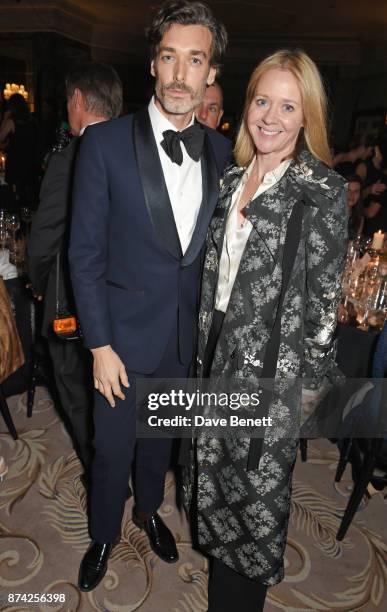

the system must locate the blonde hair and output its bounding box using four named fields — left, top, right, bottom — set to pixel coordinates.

left=234, top=49, right=332, bottom=168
